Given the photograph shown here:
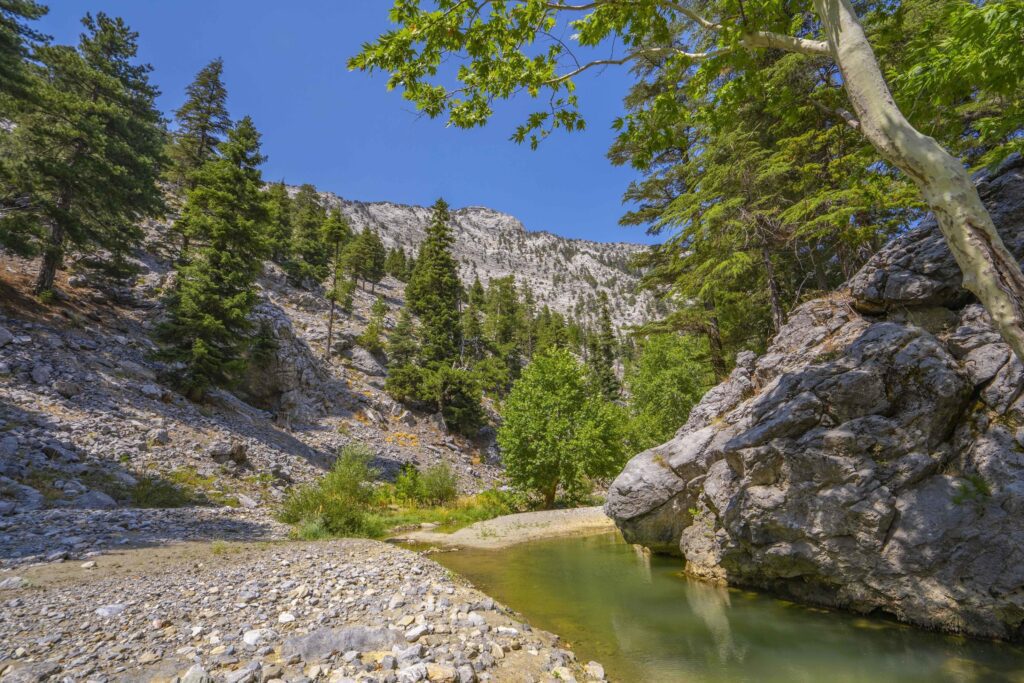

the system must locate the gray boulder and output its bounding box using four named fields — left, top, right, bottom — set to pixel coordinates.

left=607, top=154, right=1024, bottom=641
left=71, top=490, right=118, bottom=510
left=281, top=626, right=405, bottom=663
